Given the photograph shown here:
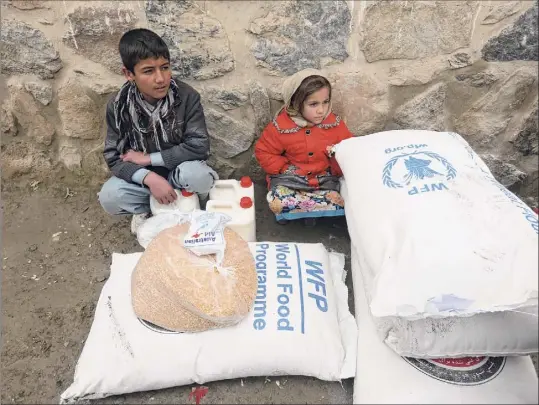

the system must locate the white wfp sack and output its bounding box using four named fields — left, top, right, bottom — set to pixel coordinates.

left=335, top=131, right=538, bottom=355
left=341, top=178, right=538, bottom=358
left=351, top=247, right=539, bottom=404
left=60, top=244, right=357, bottom=403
